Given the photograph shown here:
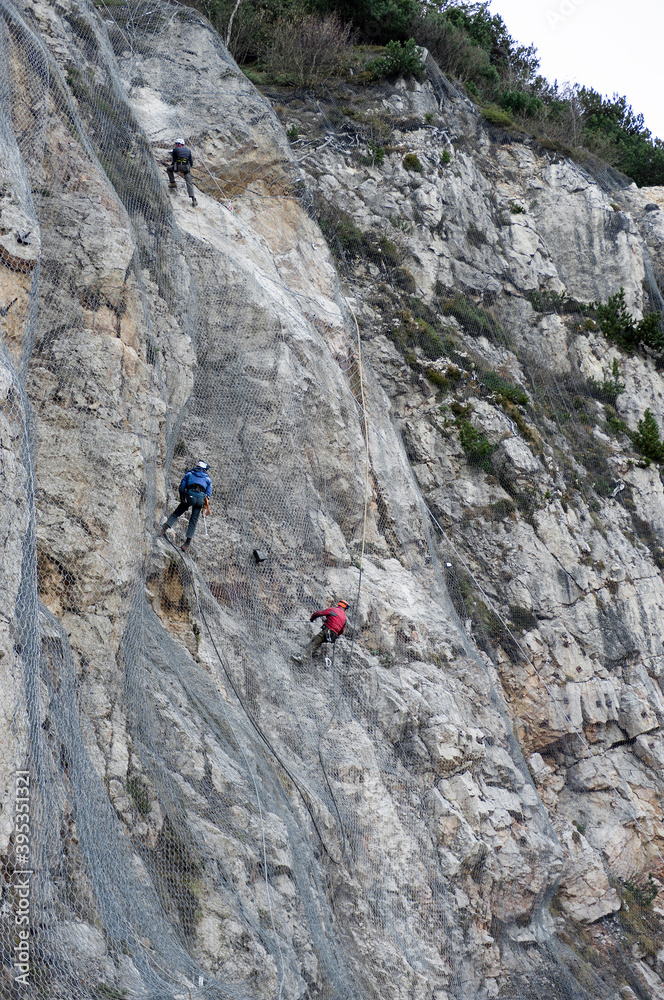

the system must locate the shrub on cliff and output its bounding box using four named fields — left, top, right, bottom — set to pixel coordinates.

left=458, top=419, right=494, bottom=471
left=595, top=288, right=664, bottom=353
left=262, top=11, right=356, bottom=84
left=367, top=38, right=425, bottom=79
left=576, top=89, right=664, bottom=188
left=410, top=3, right=538, bottom=100
left=405, top=10, right=492, bottom=83
left=482, top=370, right=528, bottom=406
left=186, top=0, right=664, bottom=185
left=438, top=293, right=505, bottom=343
left=498, top=89, right=542, bottom=118
left=481, top=105, right=514, bottom=128
left=314, top=0, right=419, bottom=42
left=586, top=359, right=626, bottom=407
left=632, top=409, right=664, bottom=465
left=402, top=151, right=423, bottom=172
left=317, top=202, right=405, bottom=271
